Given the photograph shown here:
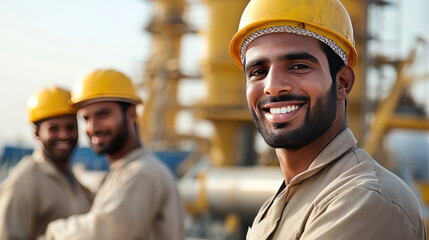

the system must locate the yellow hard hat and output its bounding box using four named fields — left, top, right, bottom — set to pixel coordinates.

left=229, top=0, right=358, bottom=69
left=71, top=69, right=142, bottom=107
left=27, top=86, right=77, bottom=123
